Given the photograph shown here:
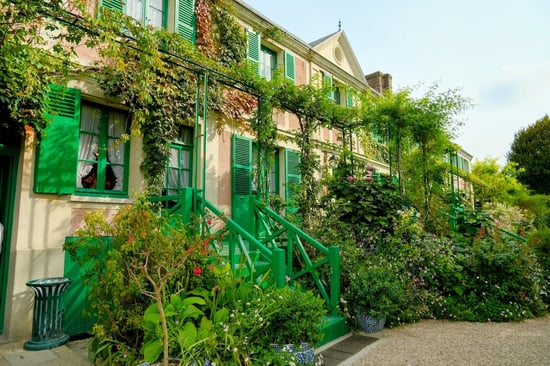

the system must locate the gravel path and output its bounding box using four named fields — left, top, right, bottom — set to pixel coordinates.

left=351, top=315, right=550, bottom=366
